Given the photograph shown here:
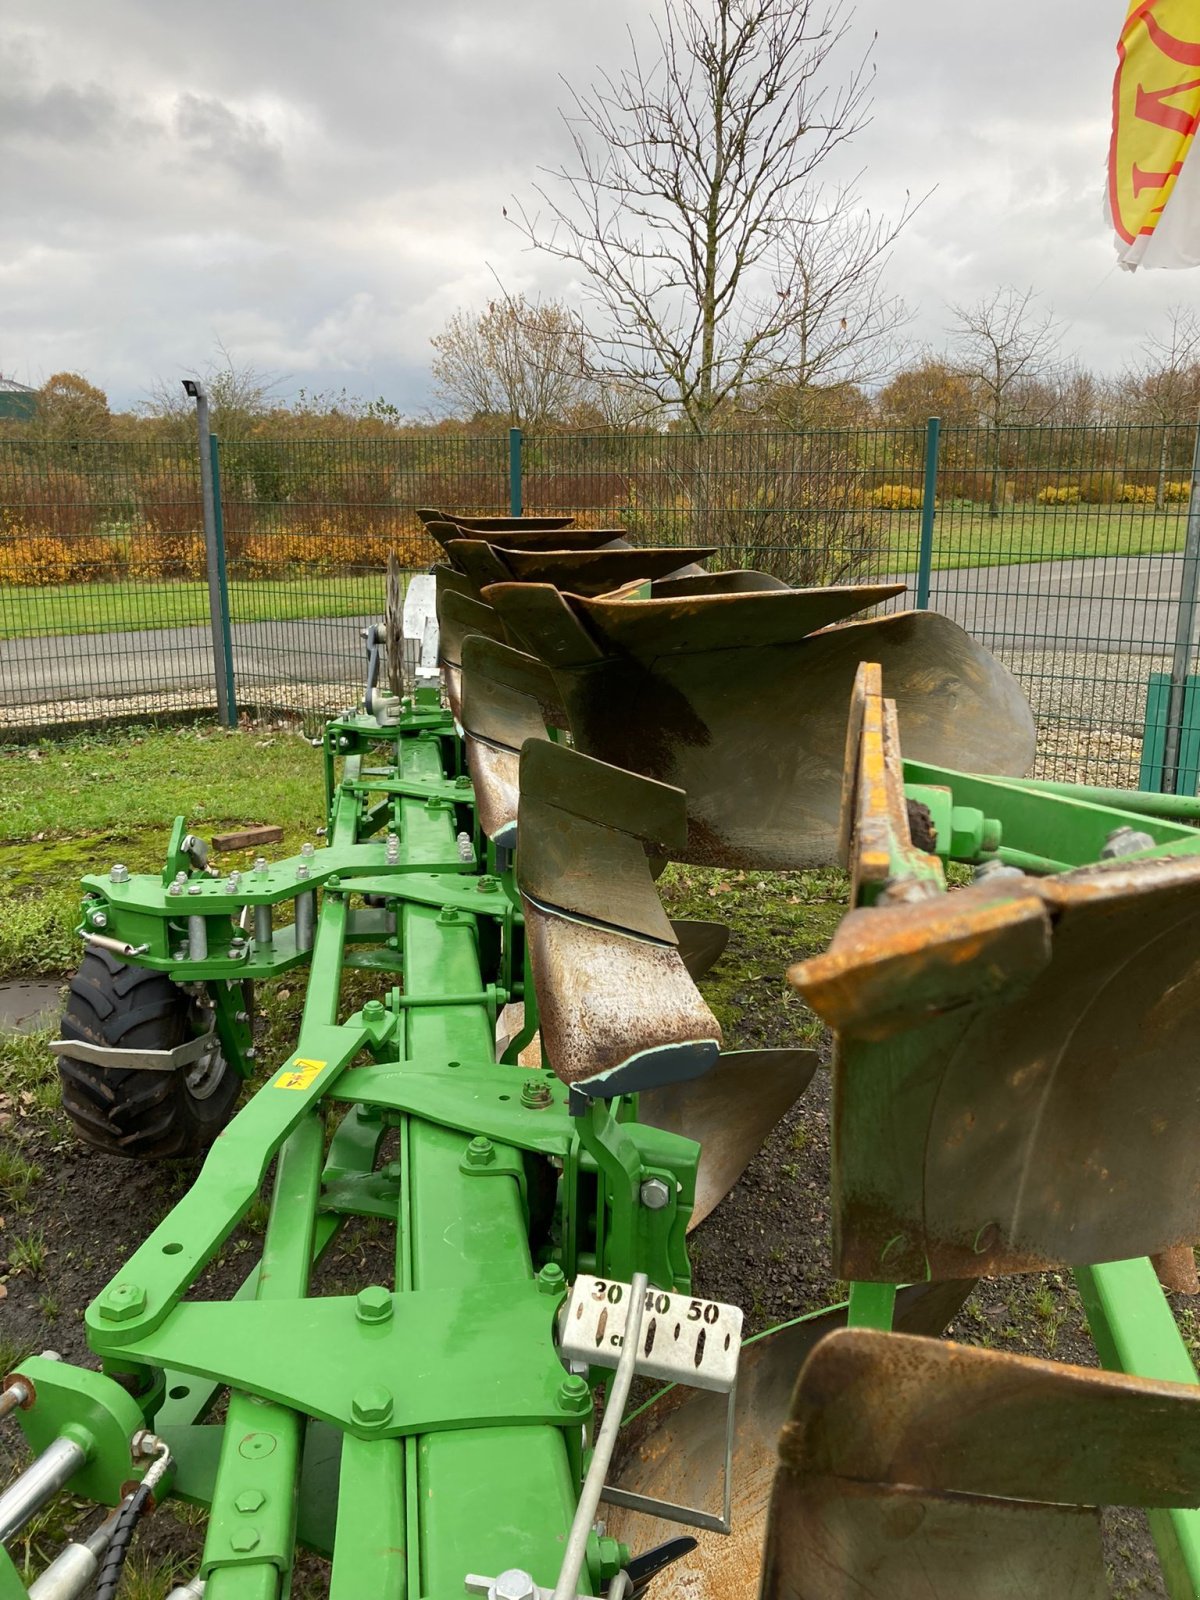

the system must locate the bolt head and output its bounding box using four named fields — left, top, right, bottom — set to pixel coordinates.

left=362, top=999, right=385, bottom=1021
left=235, top=1489, right=265, bottom=1513
left=327, top=875, right=341, bottom=889
left=355, top=1285, right=393, bottom=1324
left=229, top=1527, right=260, bottom=1552
left=254, top=856, right=268, bottom=874
left=296, top=863, right=310, bottom=879
left=109, top=864, right=130, bottom=884
left=91, top=911, right=108, bottom=929
left=521, top=1078, right=552, bottom=1108
left=536, top=1262, right=566, bottom=1296
left=559, top=1374, right=591, bottom=1412
left=187, top=884, right=203, bottom=896
left=301, top=841, right=316, bottom=857
left=639, top=1177, right=672, bottom=1211
left=465, top=1136, right=495, bottom=1167
left=351, top=1384, right=393, bottom=1426
left=99, top=1282, right=147, bottom=1323
left=1101, top=825, right=1157, bottom=859
left=493, top=1570, right=537, bottom=1600
left=168, top=882, right=183, bottom=896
